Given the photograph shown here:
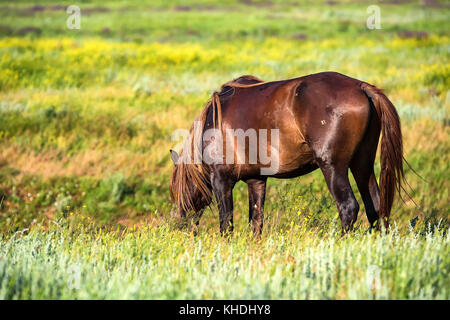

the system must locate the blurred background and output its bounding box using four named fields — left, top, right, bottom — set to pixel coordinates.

left=0, top=0, right=448, bottom=233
